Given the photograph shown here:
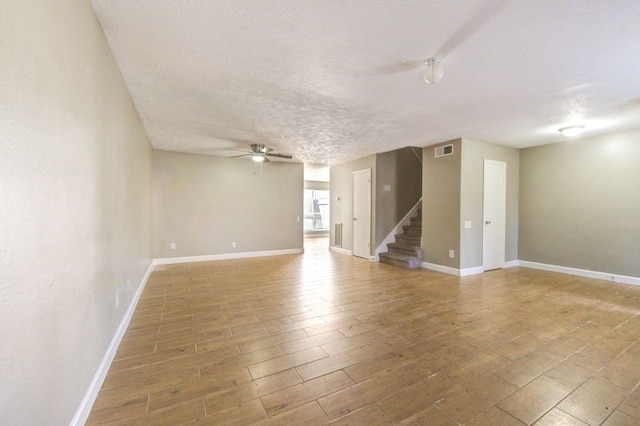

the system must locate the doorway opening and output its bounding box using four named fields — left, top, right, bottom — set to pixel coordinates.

left=304, top=189, right=330, bottom=234
left=303, top=164, right=330, bottom=252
